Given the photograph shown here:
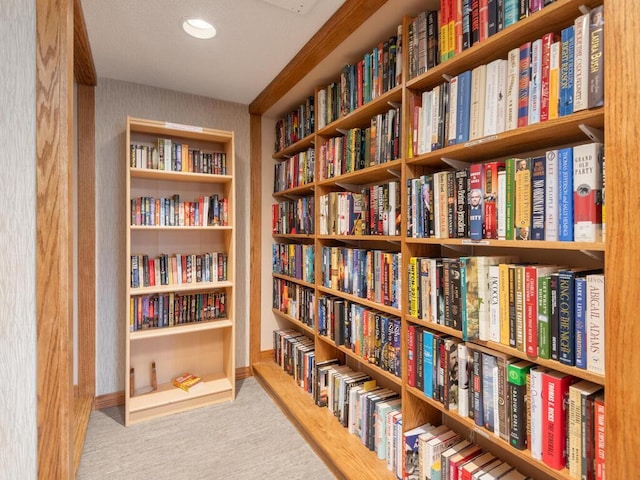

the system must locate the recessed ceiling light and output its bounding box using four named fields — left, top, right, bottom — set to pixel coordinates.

left=182, top=18, right=217, bottom=39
